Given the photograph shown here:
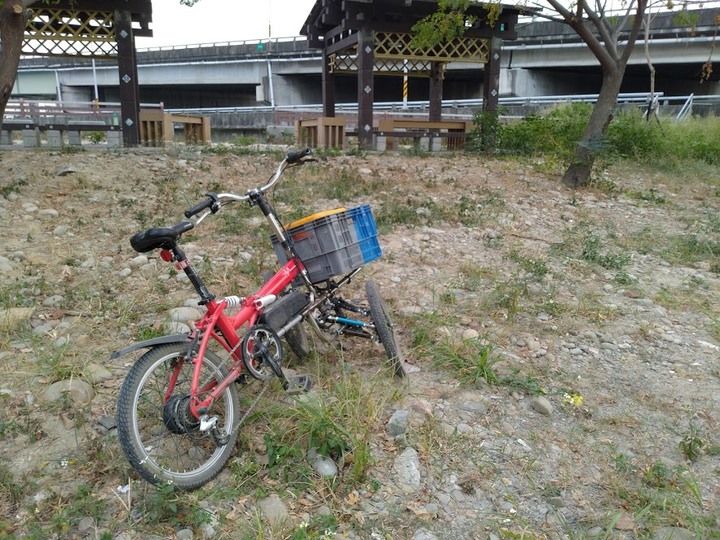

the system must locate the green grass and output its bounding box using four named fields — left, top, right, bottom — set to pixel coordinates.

left=508, top=250, right=549, bottom=280
left=624, top=187, right=667, bottom=205
left=0, top=178, right=28, bottom=198
left=472, top=104, right=720, bottom=174
left=432, top=338, right=499, bottom=385
left=260, top=368, right=399, bottom=490
left=552, top=221, right=631, bottom=271
left=456, top=190, right=507, bottom=227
